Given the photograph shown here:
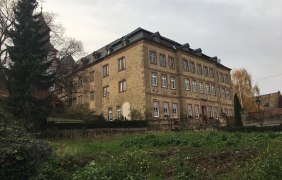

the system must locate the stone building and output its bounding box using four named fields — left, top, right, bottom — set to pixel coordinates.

left=58, top=28, right=233, bottom=121
left=257, top=91, right=282, bottom=111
